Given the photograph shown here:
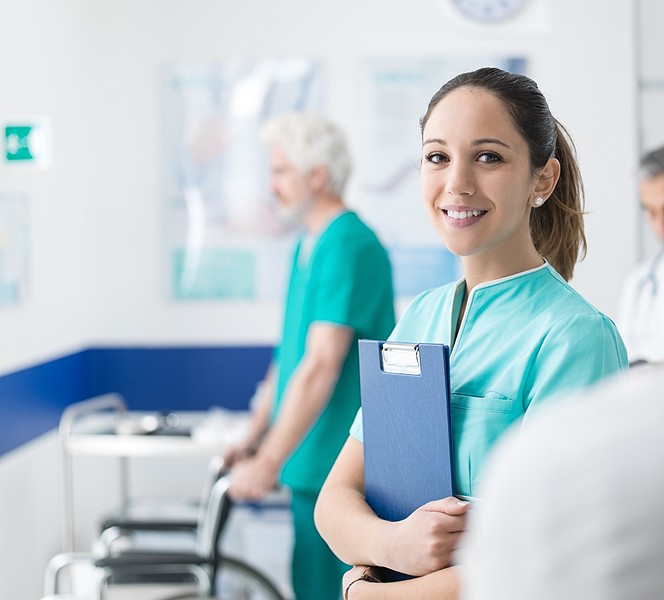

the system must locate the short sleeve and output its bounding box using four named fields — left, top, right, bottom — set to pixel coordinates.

left=523, top=312, right=628, bottom=421
left=310, top=236, right=390, bottom=334
left=349, top=407, right=364, bottom=442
